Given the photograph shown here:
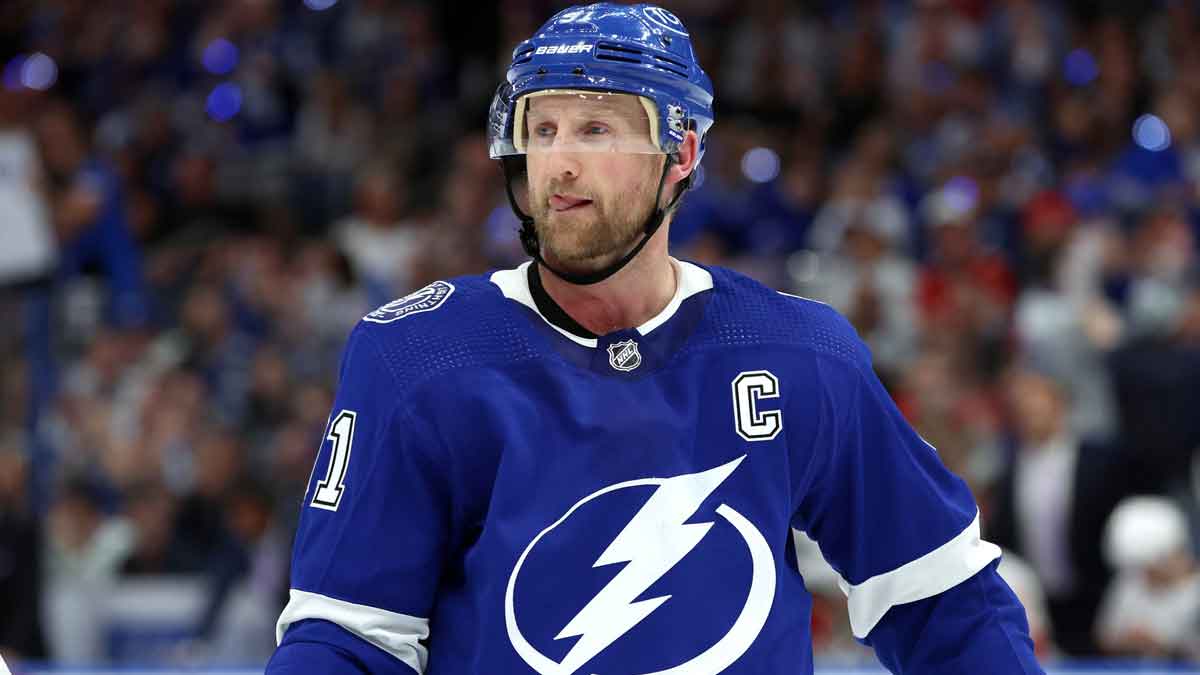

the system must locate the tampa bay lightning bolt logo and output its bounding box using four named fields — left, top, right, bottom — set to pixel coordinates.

left=642, top=7, right=689, bottom=36
left=363, top=281, right=454, bottom=324
left=505, top=456, right=776, bottom=674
